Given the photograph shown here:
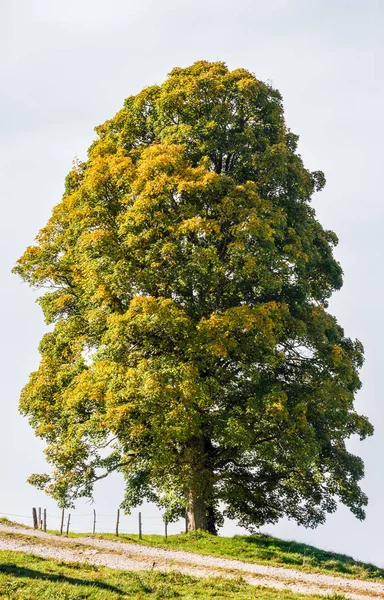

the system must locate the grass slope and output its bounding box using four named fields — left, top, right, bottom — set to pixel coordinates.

left=0, top=550, right=346, bottom=599
left=52, top=528, right=384, bottom=581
